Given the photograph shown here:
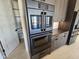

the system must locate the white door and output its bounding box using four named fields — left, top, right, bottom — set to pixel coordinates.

left=0, top=53, right=3, bottom=59
left=0, top=0, right=19, bottom=56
